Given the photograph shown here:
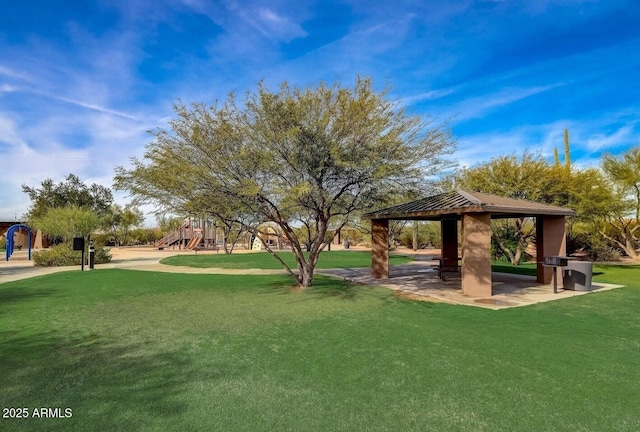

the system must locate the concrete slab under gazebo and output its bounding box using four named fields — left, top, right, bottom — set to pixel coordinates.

left=363, top=190, right=576, bottom=297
